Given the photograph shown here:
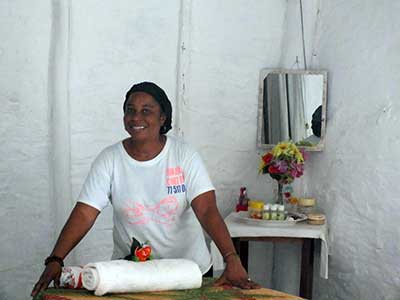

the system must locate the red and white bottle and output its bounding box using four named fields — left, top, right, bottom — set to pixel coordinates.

left=236, top=187, right=249, bottom=212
